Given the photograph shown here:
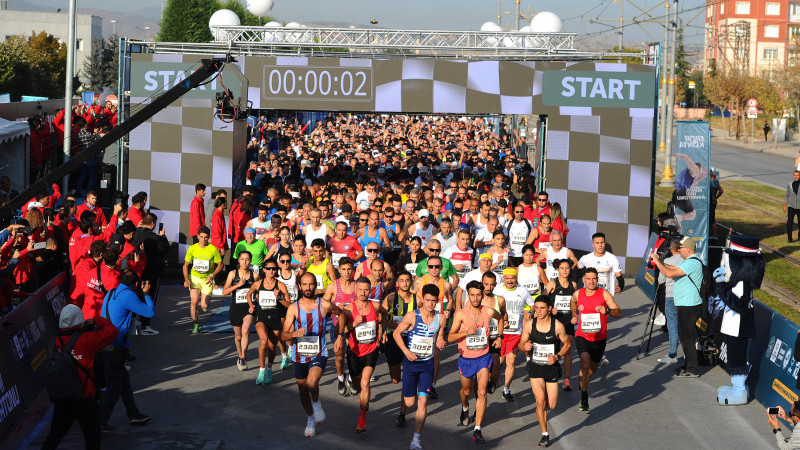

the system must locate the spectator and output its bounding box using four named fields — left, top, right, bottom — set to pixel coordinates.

left=133, top=213, right=169, bottom=335
left=128, top=192, right=148, bottom=227
left=70, top=241, right=121, bottom=320
left=786, top=170, right=800, bottom=243
left=211, top=196, right=228, bottom=258
left=75, top=191, right=108, bottom=228
left=190, top=183, right=206, bottom=244
left=767, top=401, right=800, bottom=449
